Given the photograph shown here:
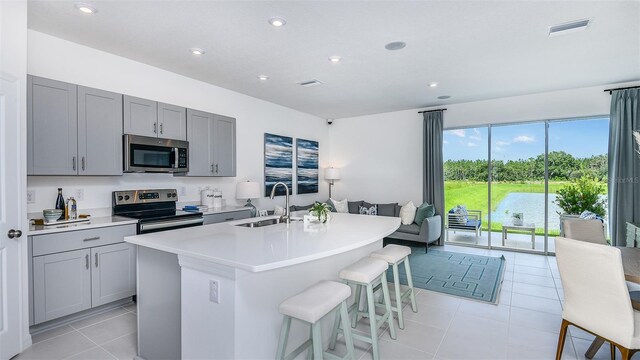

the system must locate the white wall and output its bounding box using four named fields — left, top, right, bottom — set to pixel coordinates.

left=329, top=81, right=640, bottom=205
left=27, top=30, right=330, bottom=213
